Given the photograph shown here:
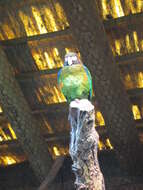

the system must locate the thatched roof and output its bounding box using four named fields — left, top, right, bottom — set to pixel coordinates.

left=0, top=0, right=143, bottom=166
